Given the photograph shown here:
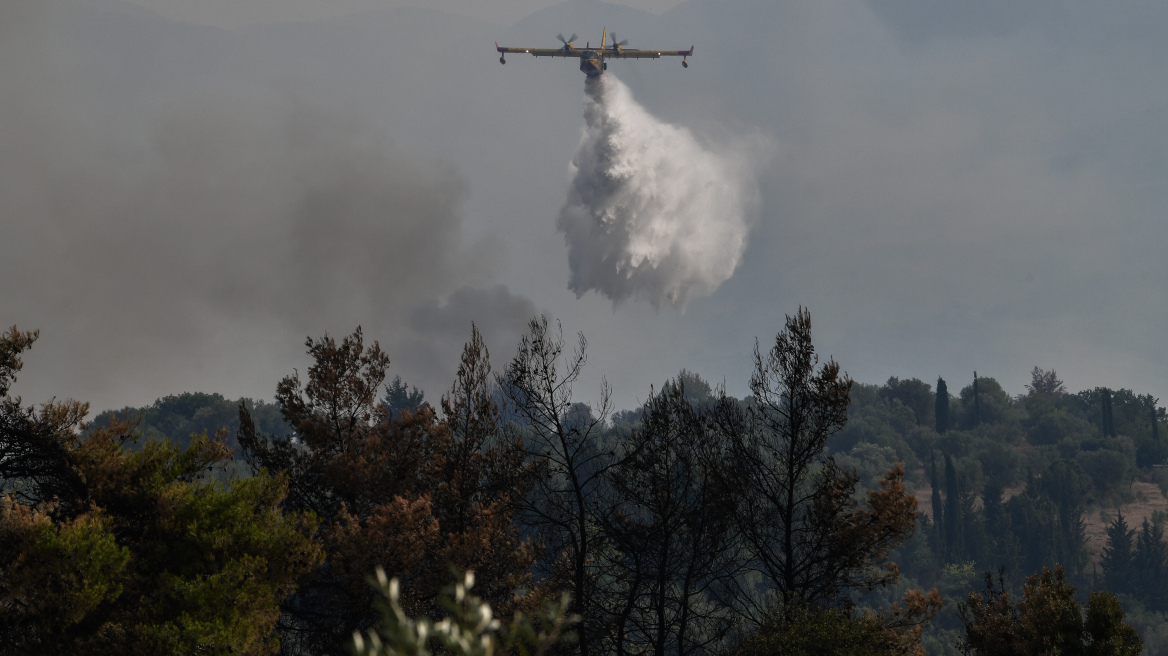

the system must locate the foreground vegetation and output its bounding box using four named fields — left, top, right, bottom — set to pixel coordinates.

left=2, top=308, right=1163, bottom=655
